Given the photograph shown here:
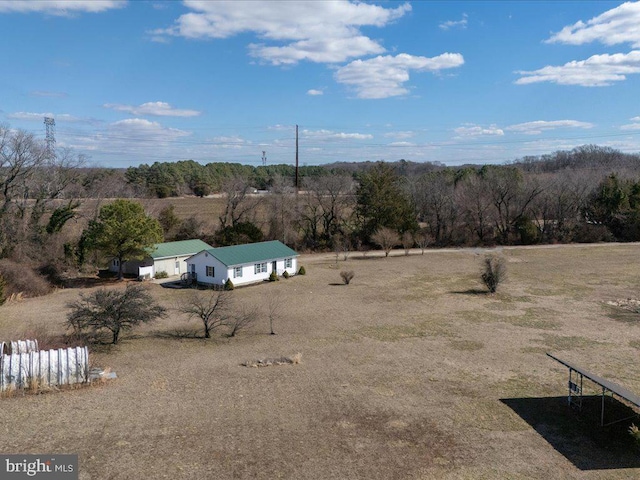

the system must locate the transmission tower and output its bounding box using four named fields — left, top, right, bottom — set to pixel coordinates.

left=44, top=117, right=56, bottom=159
left=262, top=150, right=267, bottom=166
